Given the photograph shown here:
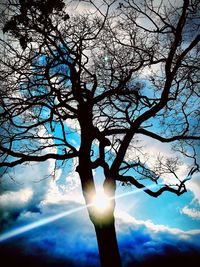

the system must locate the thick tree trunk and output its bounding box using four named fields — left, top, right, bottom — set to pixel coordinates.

left=79, top=174, right=122, bottom=267
left=94, top=216, right=122, bottom=267
left=77, top=104, right=122, bottom=266
left=79, top=175, right=122, bottom=267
